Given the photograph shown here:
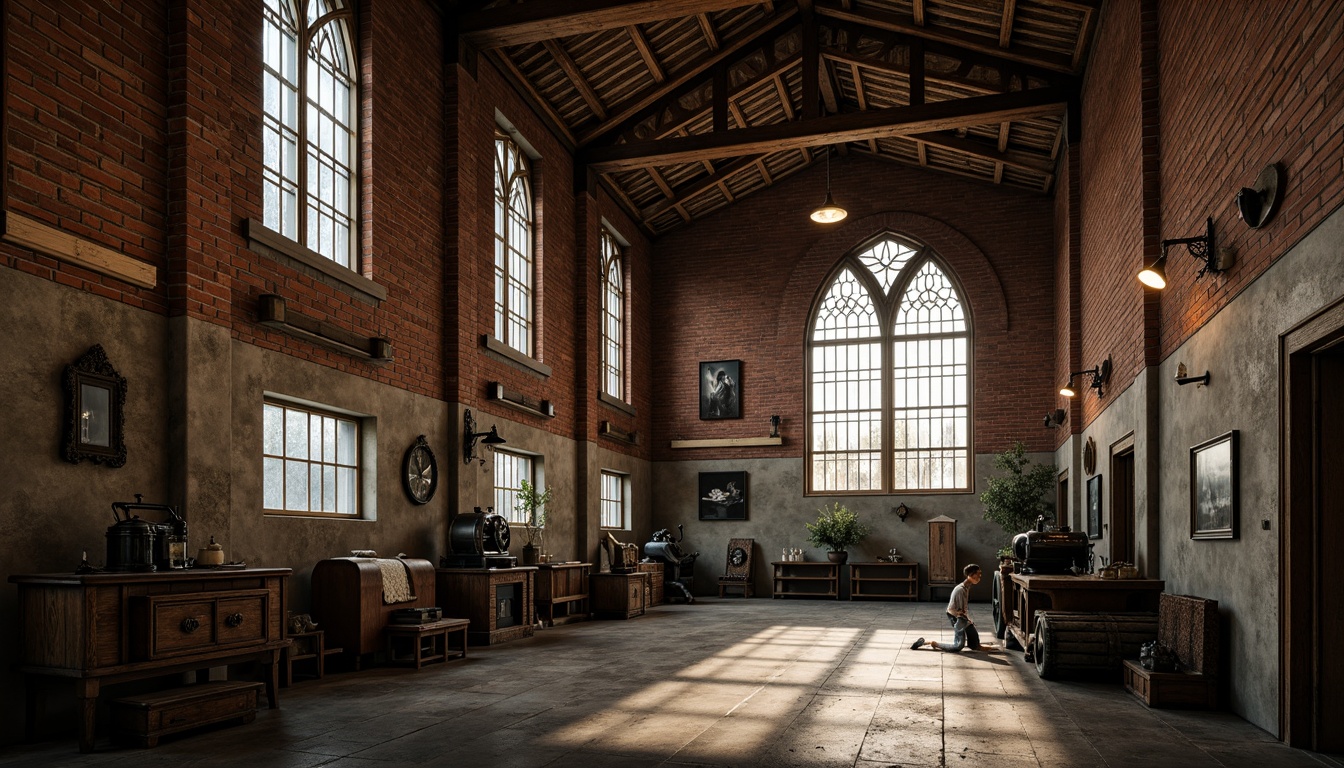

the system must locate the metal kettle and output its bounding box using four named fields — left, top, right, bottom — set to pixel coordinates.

left=106, top=495, right=185, bottom=571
